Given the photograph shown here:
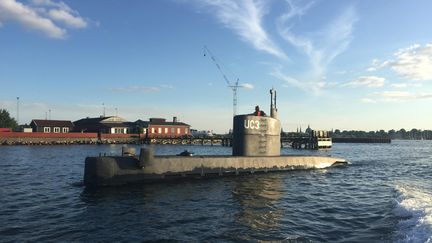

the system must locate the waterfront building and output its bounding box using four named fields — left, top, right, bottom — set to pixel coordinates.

left=132, top=117, right=191, bottom=138
left=190, top=129, right=214, bottom=137
left=73, top=116, right=129, bottom=134
left=30, top=119, right=74, bottom=133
